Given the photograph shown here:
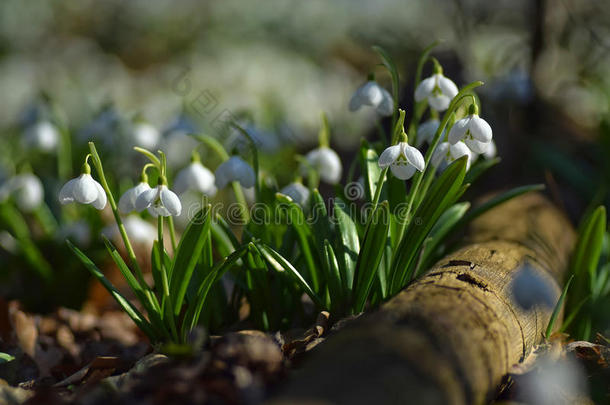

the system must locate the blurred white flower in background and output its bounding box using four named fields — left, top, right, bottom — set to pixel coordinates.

left=349, top=80, right=393, bottom=116
left=58, top=220, right=91, bottom=247
left=518, top=357, right=588, bottom=405
left=0, top=174, right=44, bottom=213
left=279, top=182, right=310, bottom=206
left=161, top=116, right=200, bottom=168
left=131, top=121, right=161, bottom=150
left=215, top=156, right=256, bottom=189
left=102, top=215, right=157, bottom=247
left=431, top=141, right=473, bottom=171
left=378, top=142, right=425, bottom=180
left=415, top=118, right=440, bottom=147
left=174, top=161, right=217, bottom=197
left=23, top=121, right=59, bottom=152
left=302, top=147, right=342, bottom=184
left=415, top=73, right=458, bottom=112
left=510, top=264, right=557, bottom=310
left=135, top=184, right=182, bottom=217
left=118, top=182, right=152, bottom=214
left=59, top=173, right=107, bottom=210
